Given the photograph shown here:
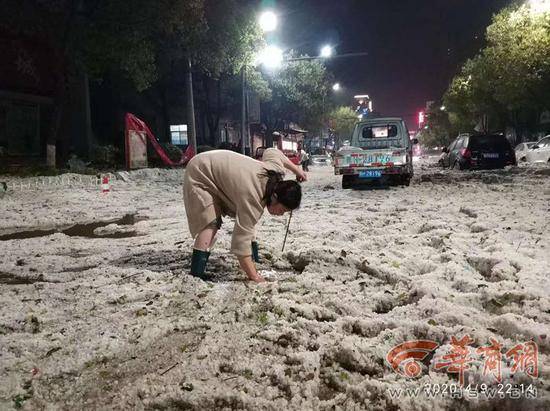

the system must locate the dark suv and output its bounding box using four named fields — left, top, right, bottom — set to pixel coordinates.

left=440, top=134, right=516, bottom=170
